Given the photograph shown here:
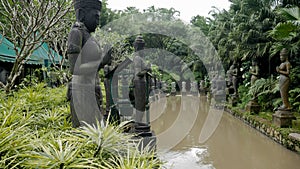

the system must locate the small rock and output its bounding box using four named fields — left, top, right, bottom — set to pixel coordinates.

left=288, top=133, right=300, bottom=142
